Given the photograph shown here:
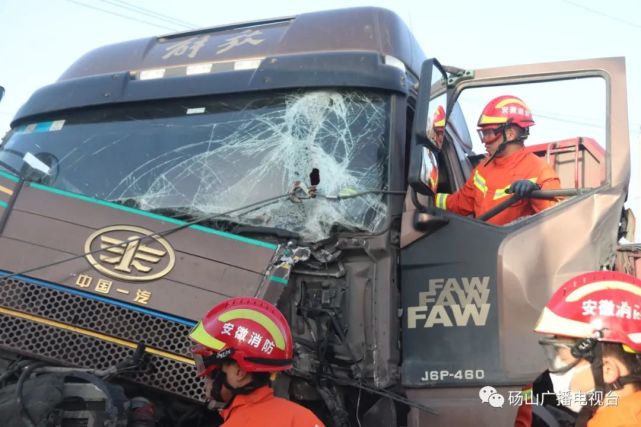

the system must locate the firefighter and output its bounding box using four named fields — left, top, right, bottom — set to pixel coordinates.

left=190, top=297, right=324, bottom=427
left=428, top=105, right=446, bottom=149
left=521, top=271, right=641, bottom=427
left=435, top=95, right=560, bottom=225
